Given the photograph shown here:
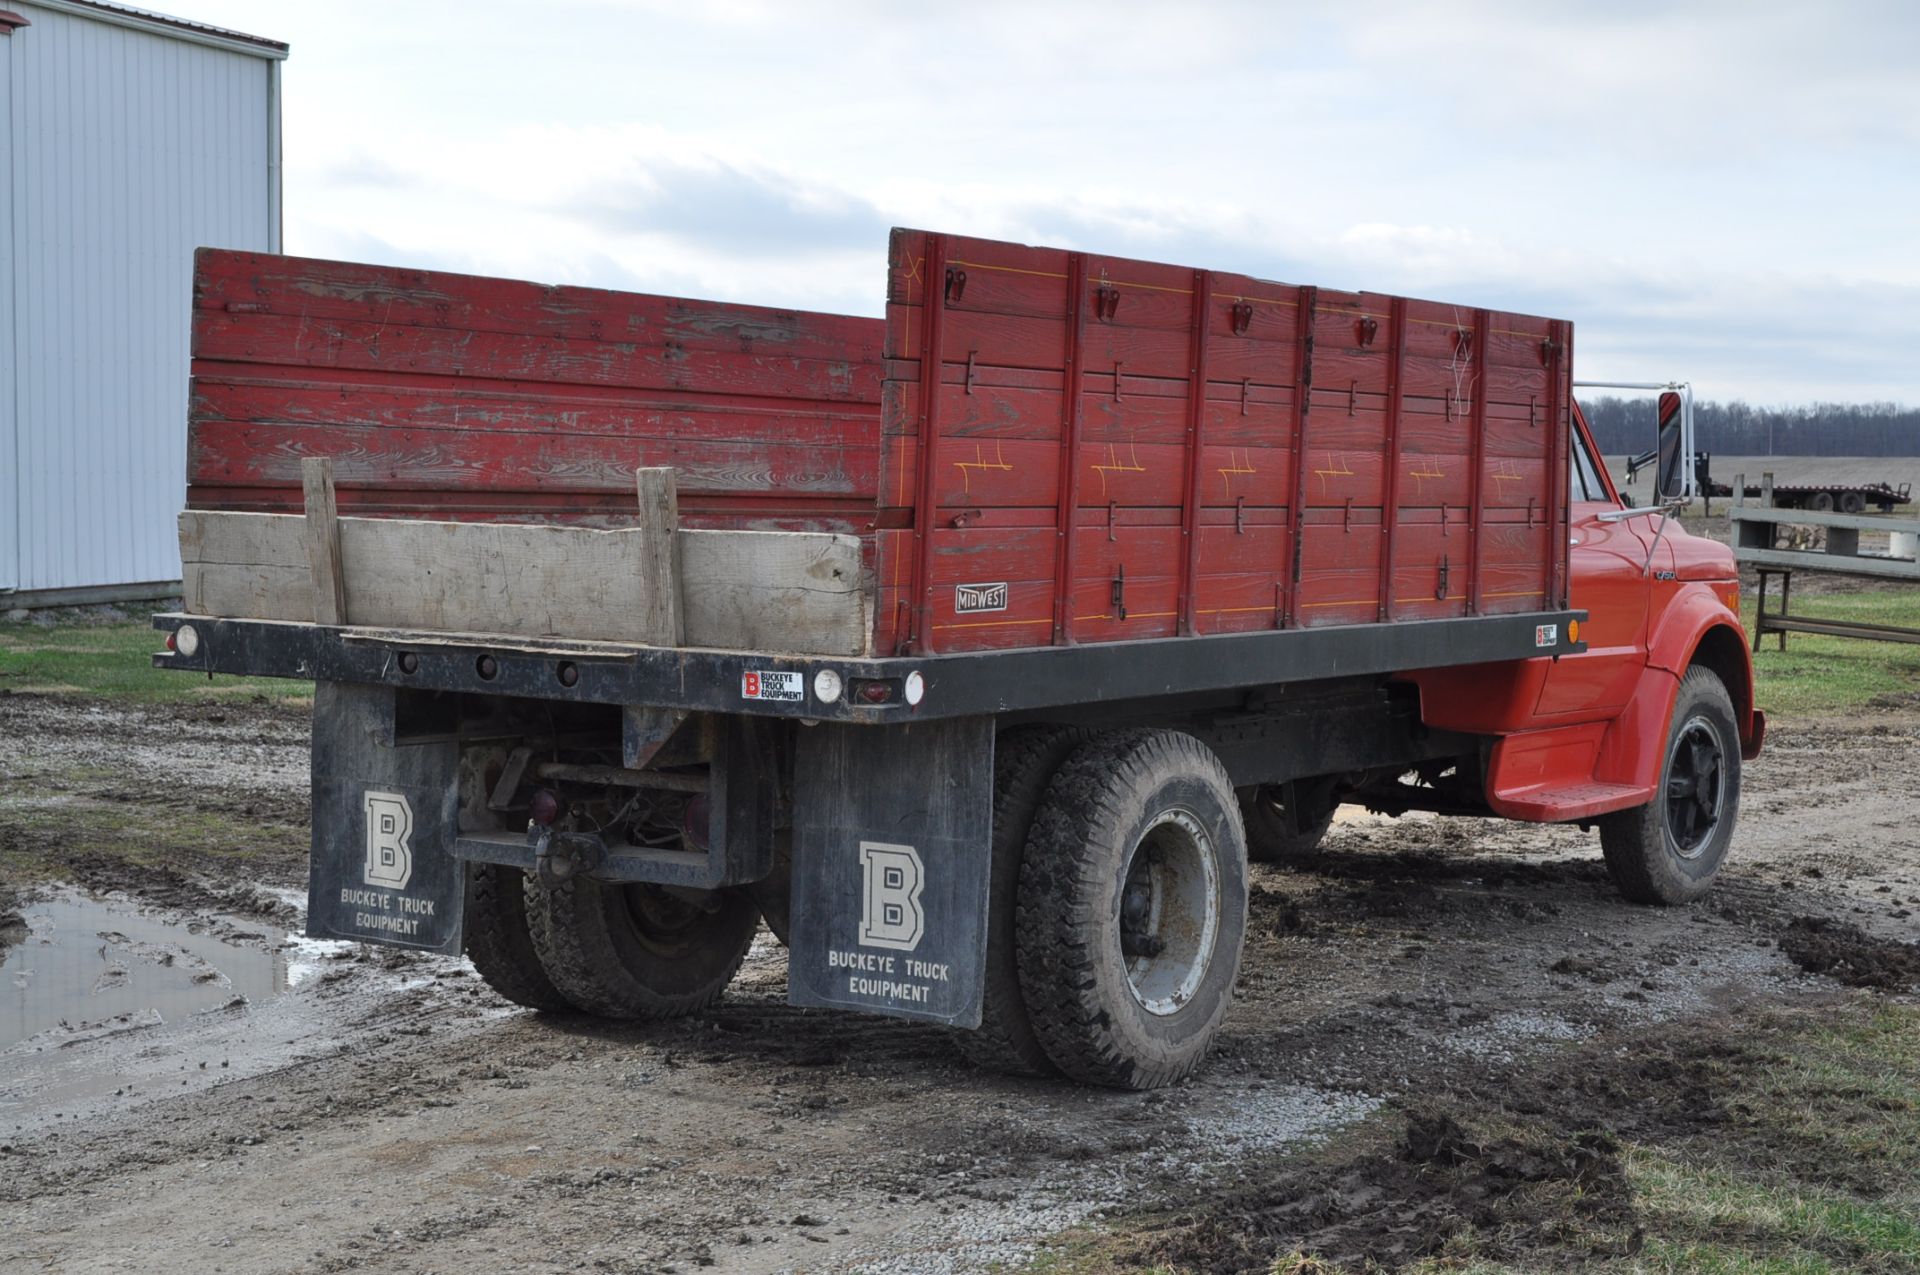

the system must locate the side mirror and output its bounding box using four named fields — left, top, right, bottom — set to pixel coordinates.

left=1654, top=390, right=1687, bottom=501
